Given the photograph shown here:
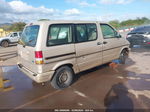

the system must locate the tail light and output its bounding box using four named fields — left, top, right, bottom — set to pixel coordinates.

left=35, top=51, right=44, bottom=64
